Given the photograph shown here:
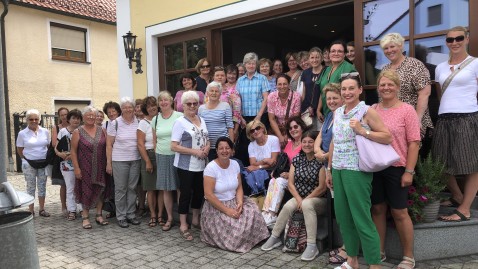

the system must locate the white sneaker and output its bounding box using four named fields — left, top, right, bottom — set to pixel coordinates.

left=261, top=236, right=282, bottom=251
left=301, top=245, right=319, bottom=261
